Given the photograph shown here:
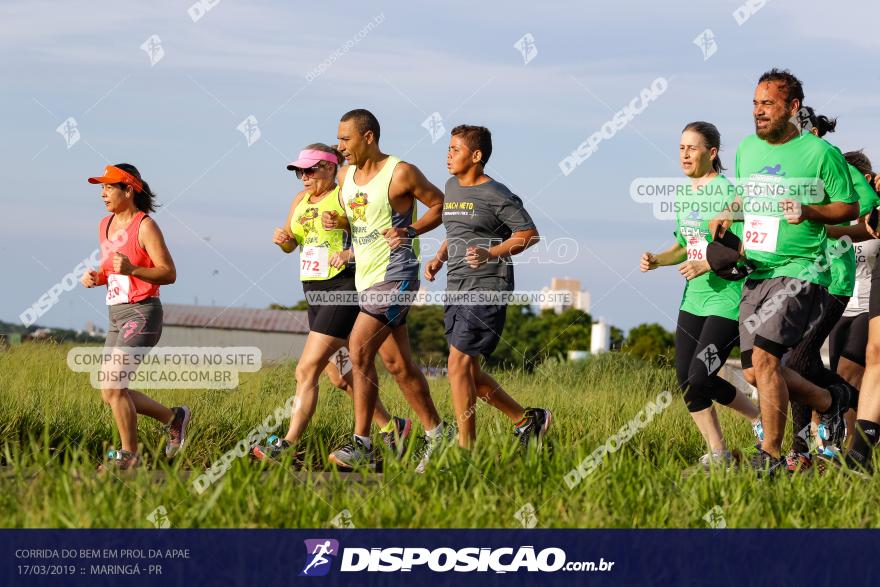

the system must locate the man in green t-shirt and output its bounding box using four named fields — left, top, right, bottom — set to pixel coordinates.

left=712, top=69, right=858, bottom=473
